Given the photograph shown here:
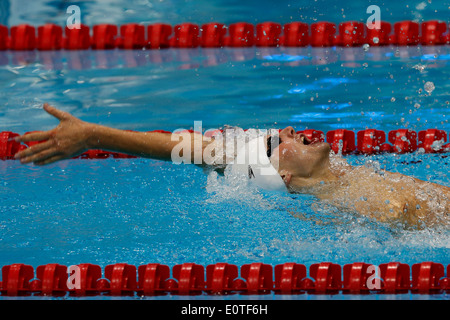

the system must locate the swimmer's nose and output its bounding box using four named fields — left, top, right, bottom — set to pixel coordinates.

left=280, top=126, right=296, bottom=139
